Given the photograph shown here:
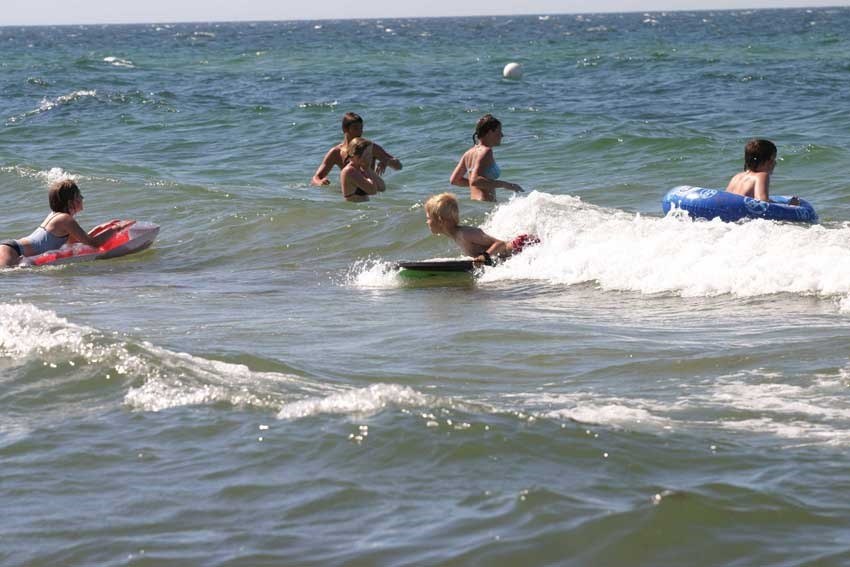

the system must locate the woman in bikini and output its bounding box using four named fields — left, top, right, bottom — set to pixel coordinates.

left=340, top=137, right=385, bottom=202
left=0, top=179, right=128, bottom=268
left=450, top=114, right=524, bottom=202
